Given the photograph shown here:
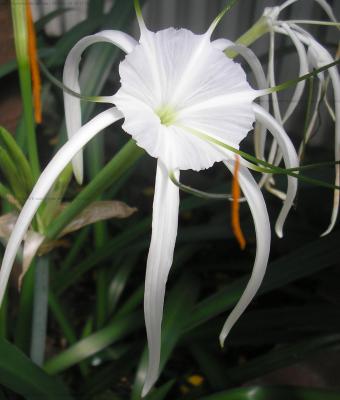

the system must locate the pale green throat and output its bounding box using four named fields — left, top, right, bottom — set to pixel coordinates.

left=156, top=106, right=177, bottom=127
